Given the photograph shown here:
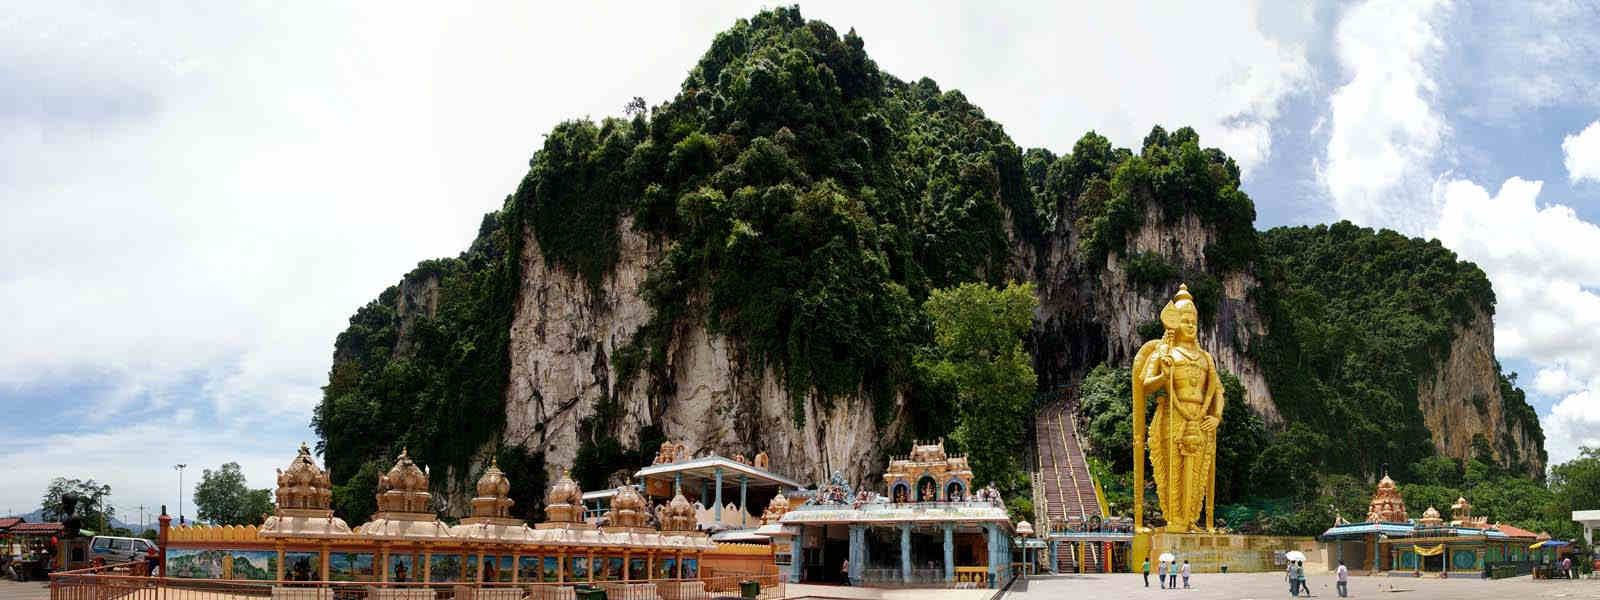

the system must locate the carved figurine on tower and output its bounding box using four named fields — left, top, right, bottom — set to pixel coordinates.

left=1132, top=284, right=1224, bottom=533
